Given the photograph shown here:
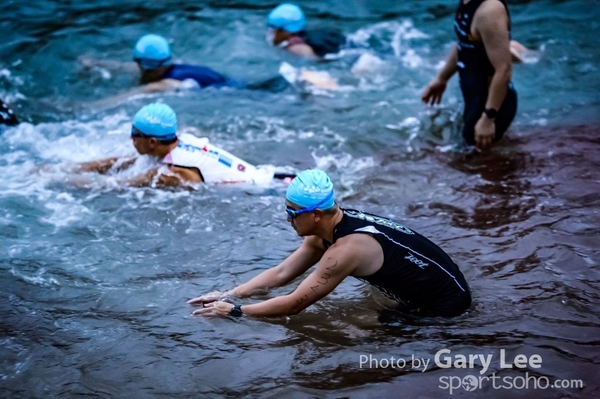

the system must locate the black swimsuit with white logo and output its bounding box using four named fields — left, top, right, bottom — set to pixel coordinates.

left=323, top=209, right=471, bottom=316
